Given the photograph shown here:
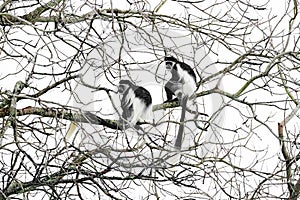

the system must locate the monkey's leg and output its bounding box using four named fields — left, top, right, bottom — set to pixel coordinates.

left=164, top=86, right=173, bottom=101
